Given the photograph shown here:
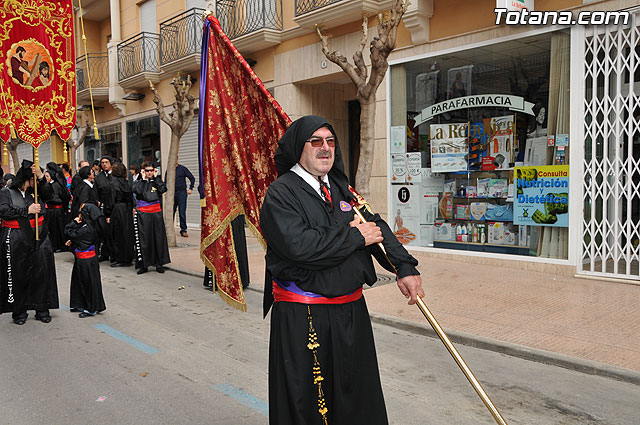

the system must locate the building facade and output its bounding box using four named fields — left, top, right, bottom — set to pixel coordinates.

left=6, top=0, right=638, bottom=281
